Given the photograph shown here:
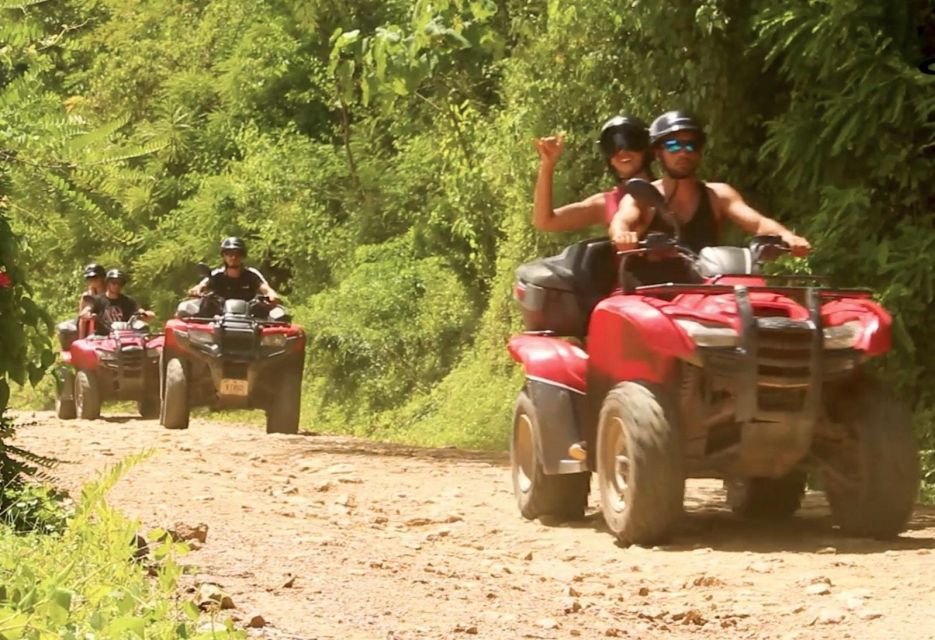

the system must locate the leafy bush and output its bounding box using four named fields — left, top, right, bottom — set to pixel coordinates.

left=0, top=454, right=245, bottom=639
left=299, top=234, right=477, bottom=434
